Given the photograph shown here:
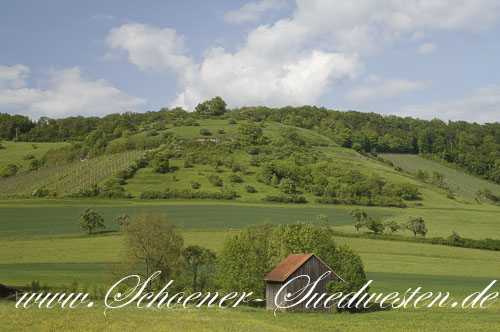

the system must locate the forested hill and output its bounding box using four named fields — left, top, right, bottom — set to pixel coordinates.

left=1, top=96, right=499, bottom=184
